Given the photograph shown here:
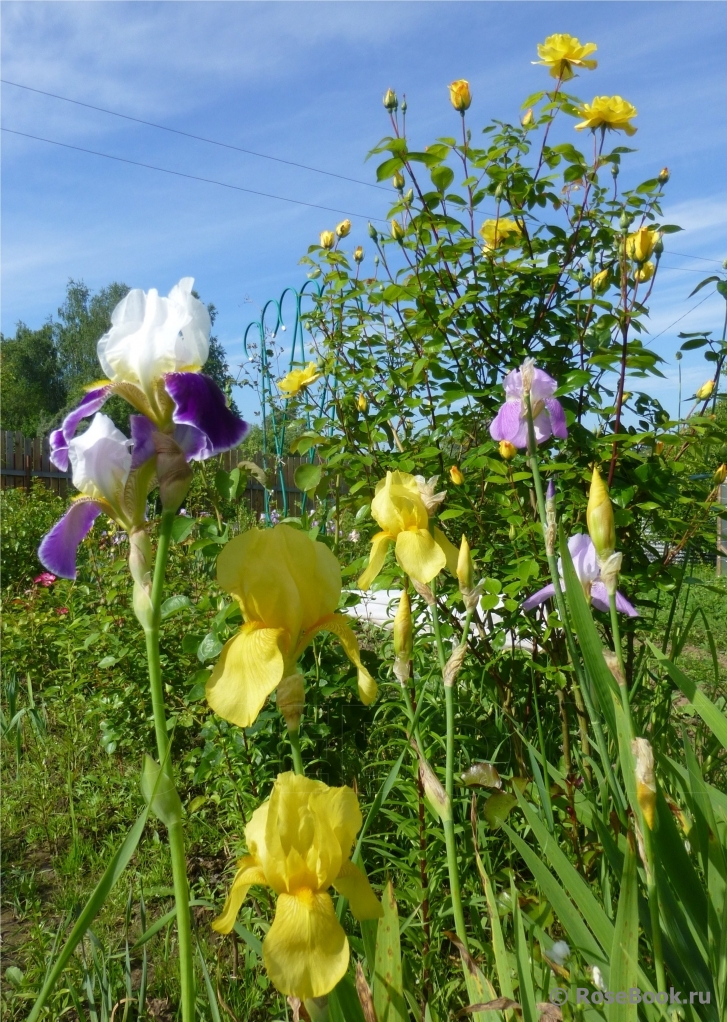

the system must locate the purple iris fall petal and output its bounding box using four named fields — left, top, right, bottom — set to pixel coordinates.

left=490, top=400, right=529, bottom=448
left=522, top=583, right=556, bottom=612
left=130, top=415, right=157, bottom=469
left=38, top=499, right=102, bottom=579
left=173, top=423, right=210, bottom=461
left=590, top=581, right=611, bottom=613
left=545, top=398, right=568, bottom=439
left=614, top=590, right=639, bottom=617
left=165, top=372, right=248, bottom=459
left=50, top=386, right=111, bottom=471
